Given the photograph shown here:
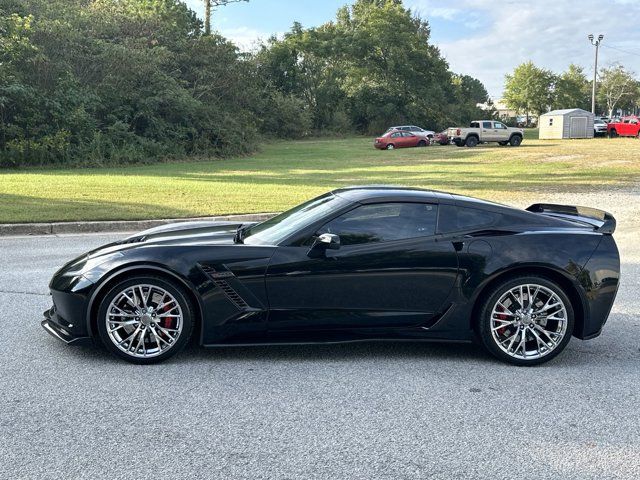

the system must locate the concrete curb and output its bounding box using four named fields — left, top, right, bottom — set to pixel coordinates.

left=0, top=213, right=277, bottom=237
